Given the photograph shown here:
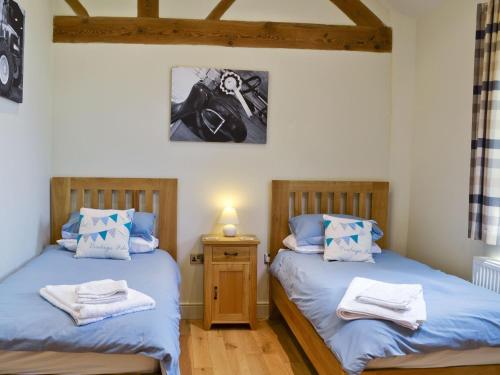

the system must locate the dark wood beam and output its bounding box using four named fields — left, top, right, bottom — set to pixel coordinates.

left=53, top=16, right=392, bottom=52
left=329, top=0, right=384, bottom=27
left=65, top=0, right=89, bottom=17
left=207, top=0, right=236, bottom=20
left=138, top=0, right=159, bottom=18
